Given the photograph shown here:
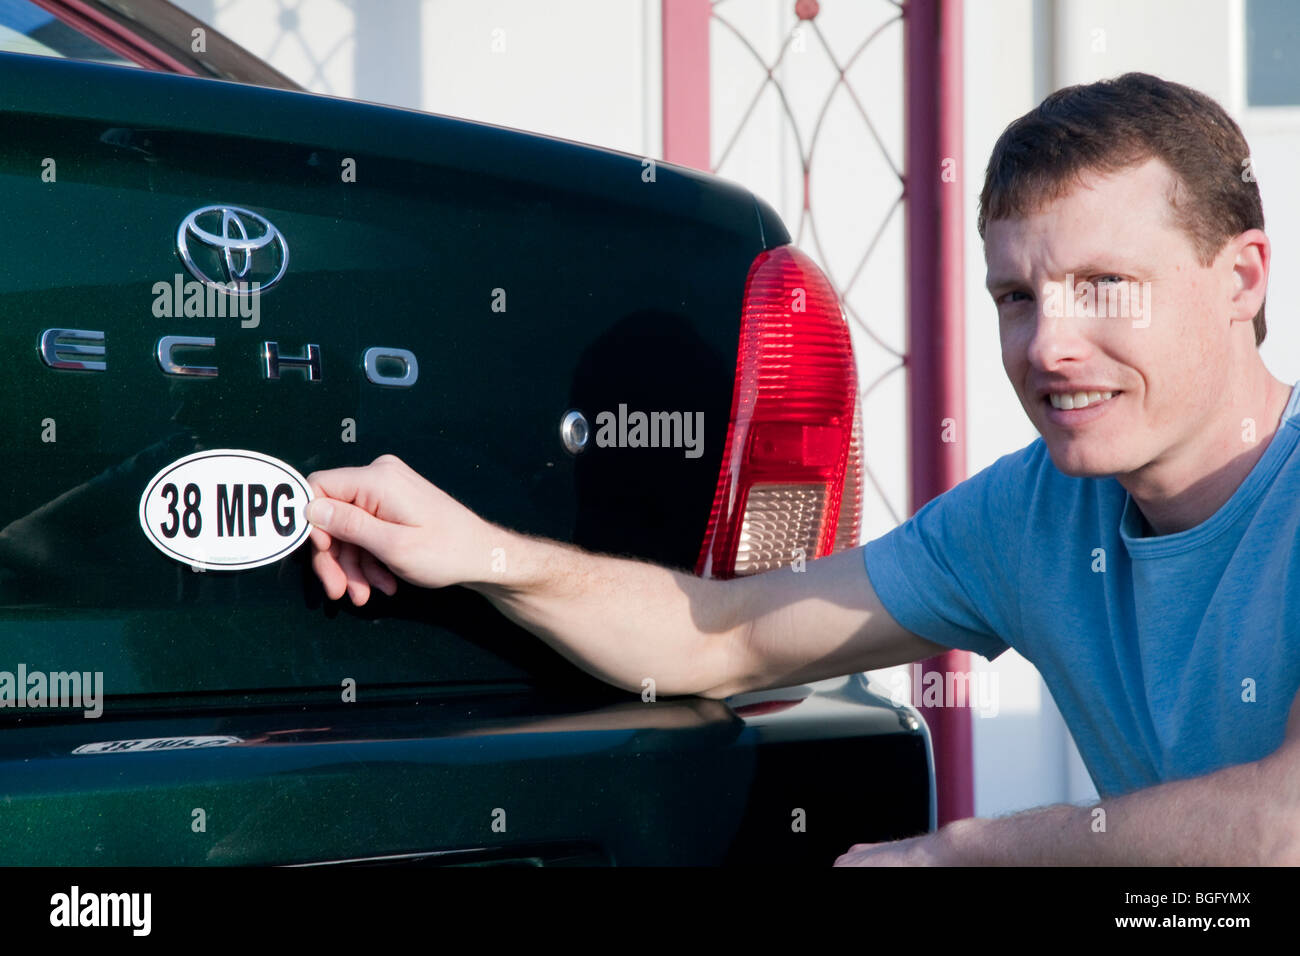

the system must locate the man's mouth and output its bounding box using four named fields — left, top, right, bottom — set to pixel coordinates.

left=1046, top=390, right=1119, bottom=410
left=1041, top=389, right=1123, bottom=426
